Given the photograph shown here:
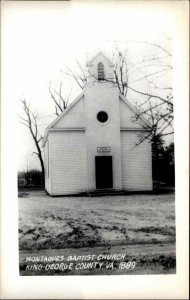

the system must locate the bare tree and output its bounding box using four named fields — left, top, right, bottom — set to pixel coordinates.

left=19, top=83, right=70, bottom=181
left=19, top=99, right=44, bottom=184
left=64, top=60, right=88, bottom=90
left=121, top=41, right=173, bottom=141
left=62, top=42, right=173, bottom=143
left=102, top=46, right=173, bottom=142
left=49, top=81, right=71, bottom=116
left=133, top=92, right=173, bottom=145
